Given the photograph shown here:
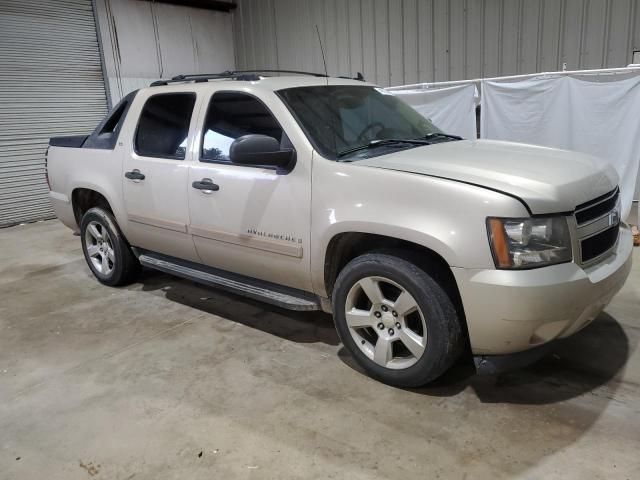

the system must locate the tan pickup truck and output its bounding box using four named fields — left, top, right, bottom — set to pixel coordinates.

left=47, top=71, right=632, bottom=387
